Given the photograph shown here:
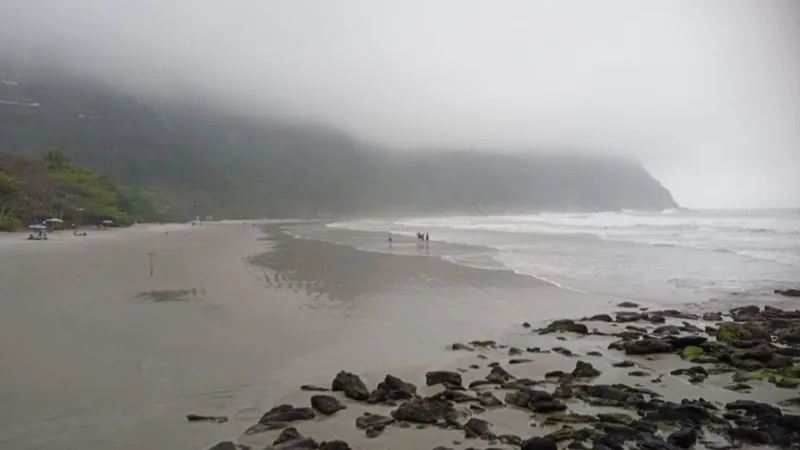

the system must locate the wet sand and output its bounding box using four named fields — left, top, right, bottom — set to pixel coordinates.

left=0, top=221, right=598, bottom=449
